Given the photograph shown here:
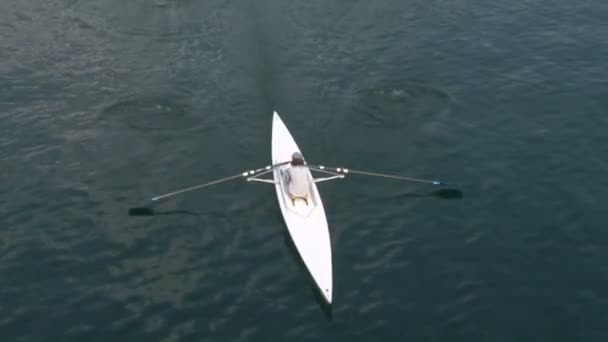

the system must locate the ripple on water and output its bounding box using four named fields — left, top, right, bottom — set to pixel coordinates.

left=353, top=81, right=454, bottom=128
left=64, top=0, right=226, bottom=40
left=99, top=86, right=210, bottom=134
